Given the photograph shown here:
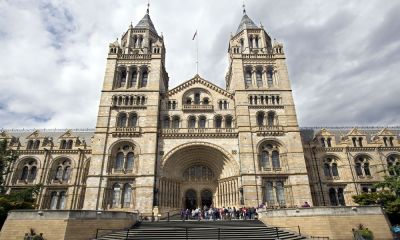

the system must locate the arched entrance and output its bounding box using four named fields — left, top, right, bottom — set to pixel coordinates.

left=160, top=143, right=240, bottom=210
left=185, top=189, right=197, bottom=210
left=201, top=189, right=213, bottom=208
